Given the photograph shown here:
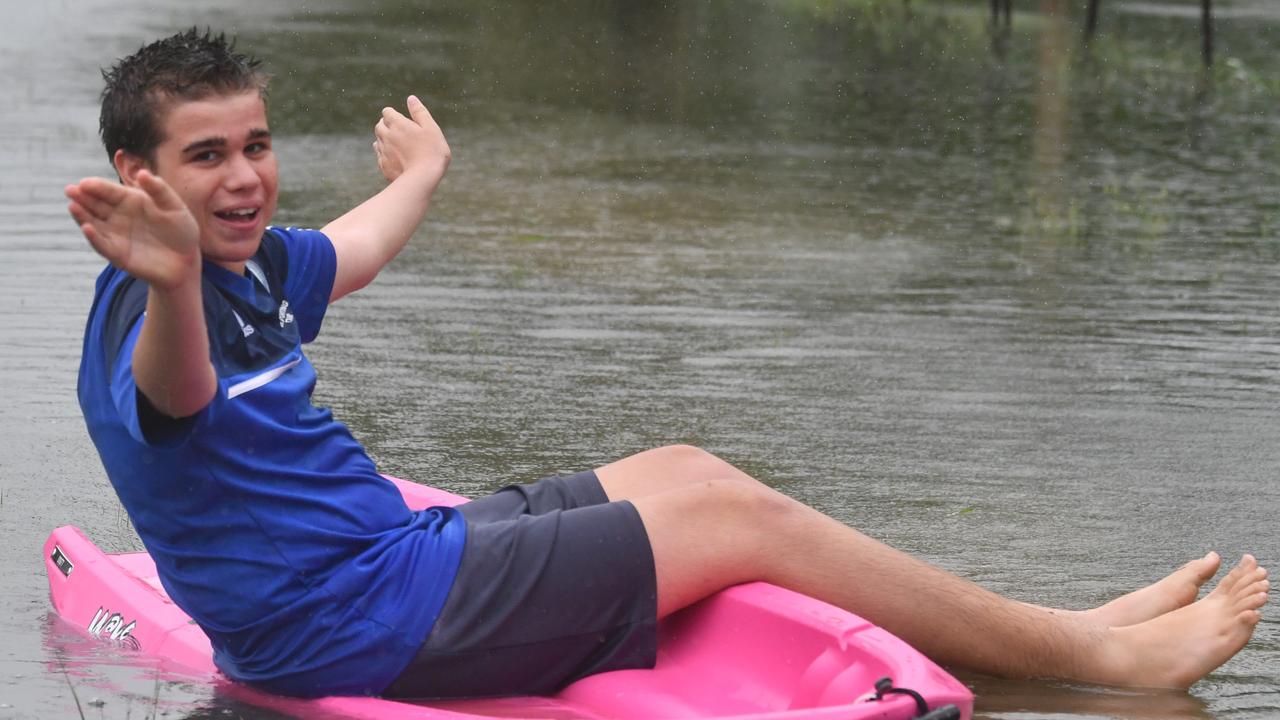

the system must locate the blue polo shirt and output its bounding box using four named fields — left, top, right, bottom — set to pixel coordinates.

left=77, top=226, right=465, bottom=696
